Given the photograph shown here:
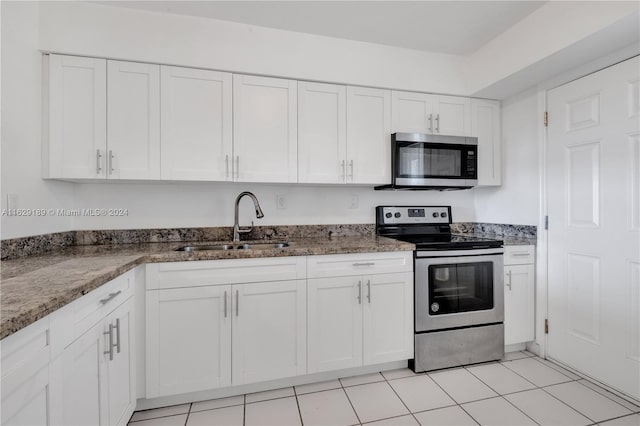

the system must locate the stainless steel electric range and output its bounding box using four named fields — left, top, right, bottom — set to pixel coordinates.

left=376, top=205, right=505, bottom=372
